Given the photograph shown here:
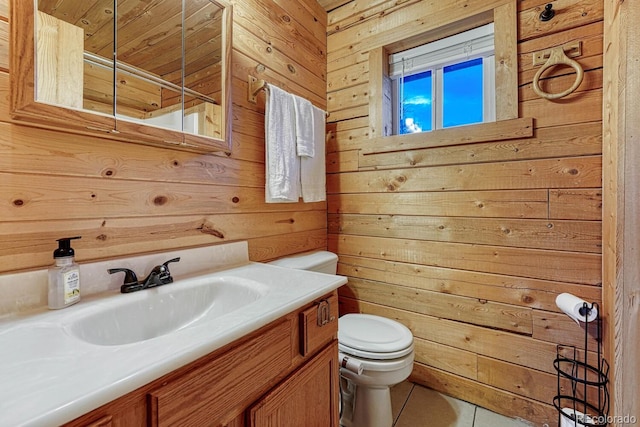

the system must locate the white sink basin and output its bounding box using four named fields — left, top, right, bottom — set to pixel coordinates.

left=65, top=276, right=267, bottom=346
